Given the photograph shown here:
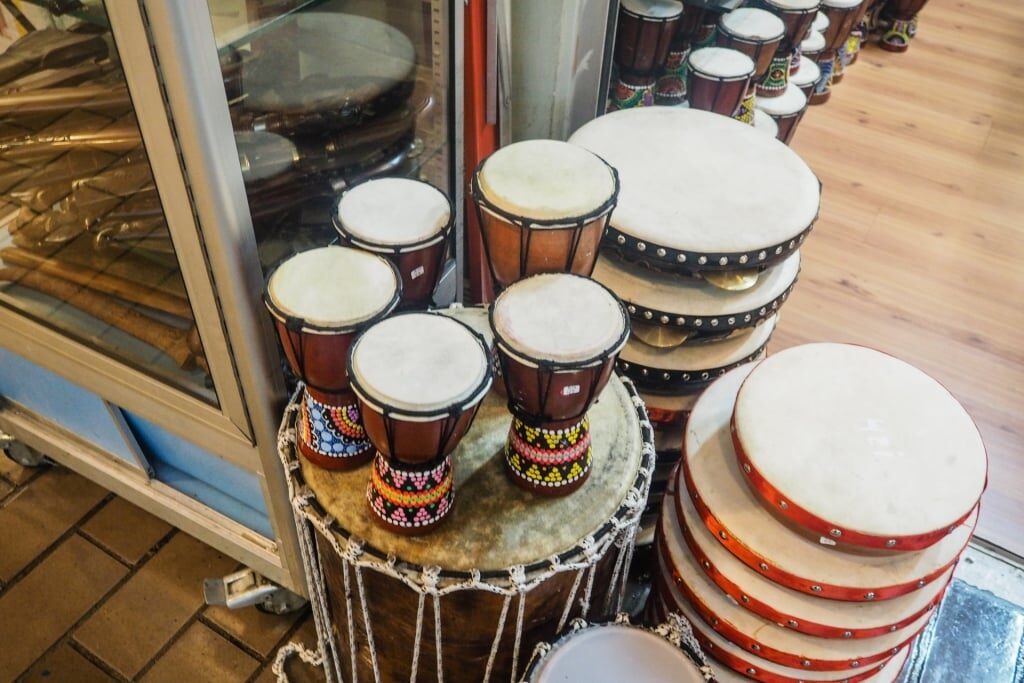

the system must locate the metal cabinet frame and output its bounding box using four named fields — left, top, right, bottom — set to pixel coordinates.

left=0, top=0, right=463, bottom=594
